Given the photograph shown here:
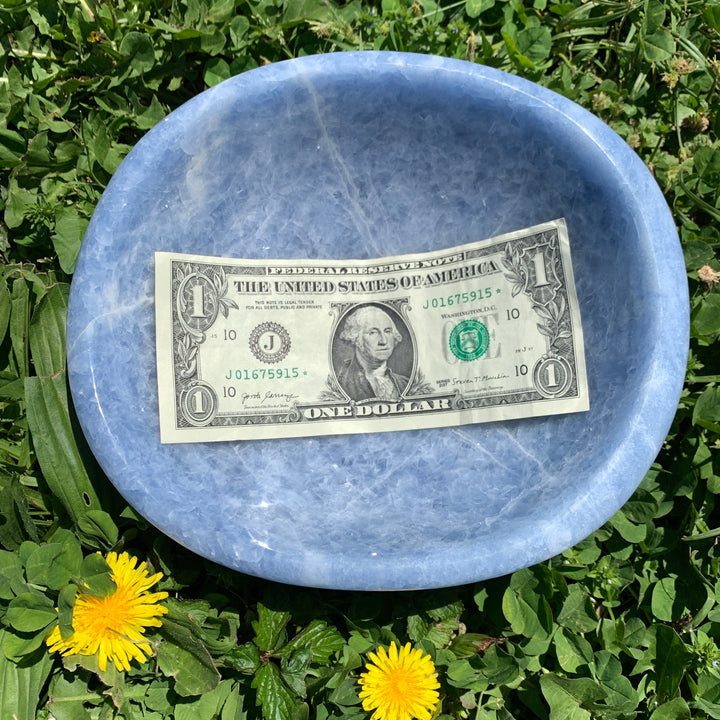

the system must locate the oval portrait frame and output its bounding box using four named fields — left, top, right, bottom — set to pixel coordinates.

left=330, top=301, right=416, bottom=402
